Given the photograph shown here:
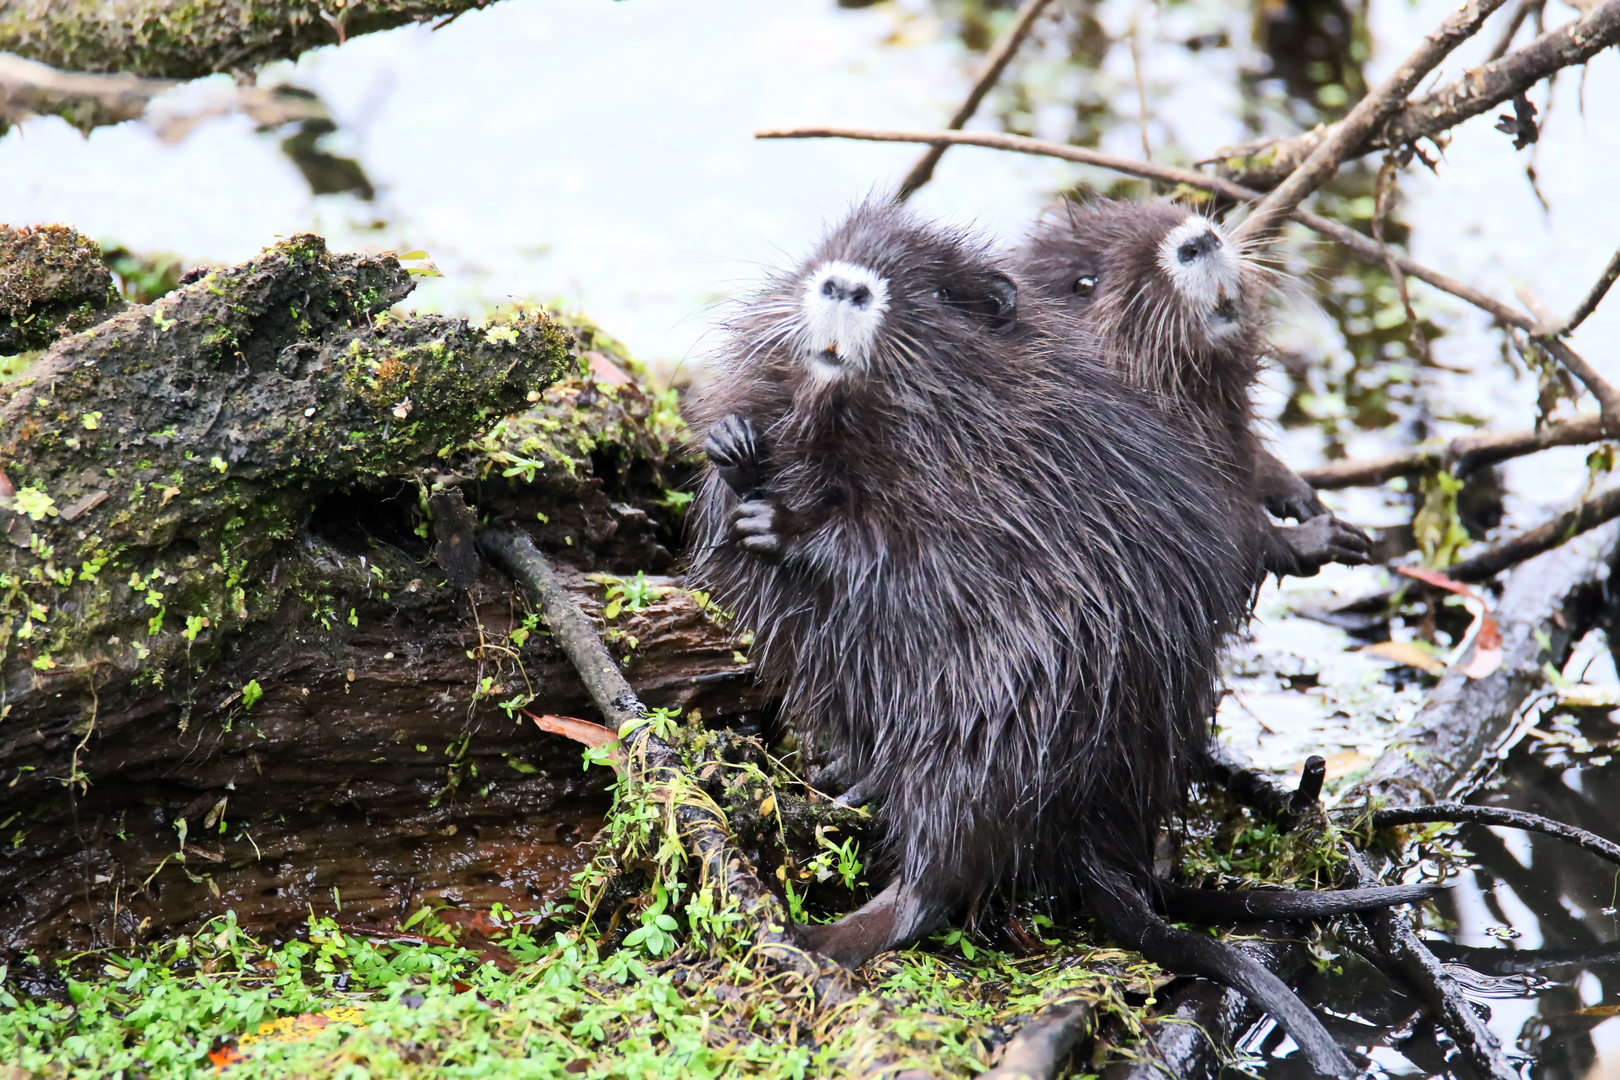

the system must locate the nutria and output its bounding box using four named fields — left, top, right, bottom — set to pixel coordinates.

left=1016, top=198, right=1371, bottom=579
left=691, top=201, right=1434, bottom=1076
